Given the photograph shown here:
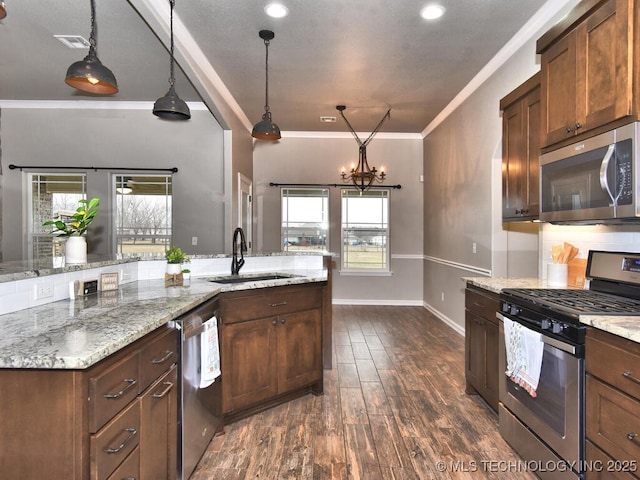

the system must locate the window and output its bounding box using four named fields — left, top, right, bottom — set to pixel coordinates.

left=281, top=188, right=329, bottom=252
left=341, top=189, right=389, bottom=271
left=29, top=173, right=87, bottom=261
left=115, top=175, right=172, bottom=255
